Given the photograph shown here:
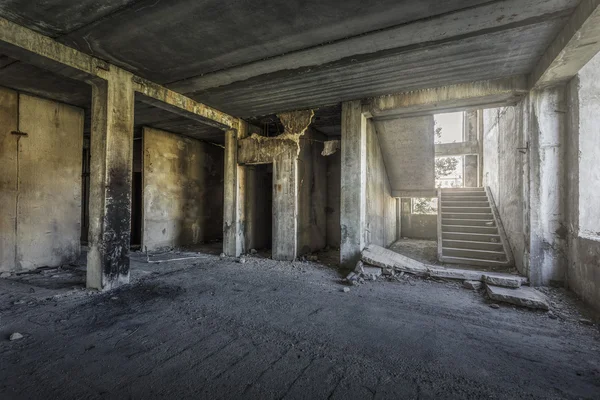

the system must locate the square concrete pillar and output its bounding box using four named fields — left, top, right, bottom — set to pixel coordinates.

left=272, top=150, right=298, bottom=261
left=87, top=69, right=135, bottom=290
left=463, top=154, right=479, bottom=187
left=340, top=100, right=367, bottom=268
left=528, top=86, right=567, bottom=286
left=223, top=126, right=247, bottom=257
